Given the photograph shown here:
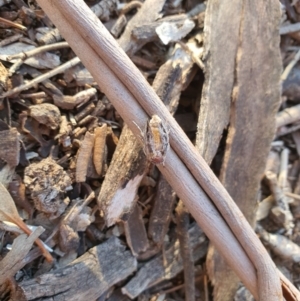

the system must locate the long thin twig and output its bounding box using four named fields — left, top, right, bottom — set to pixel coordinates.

left=35, top=0, right=300, bottom=300
left=7, top=41, right=69, bottom=61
